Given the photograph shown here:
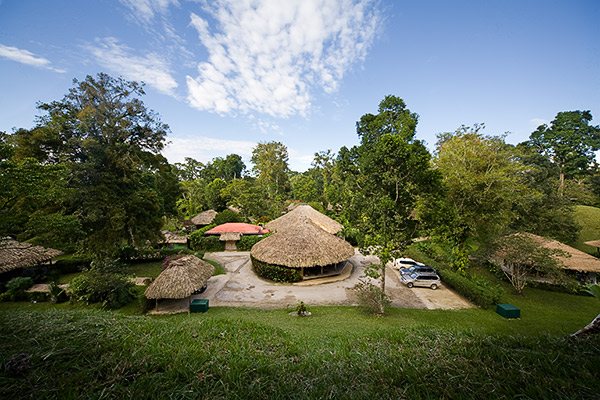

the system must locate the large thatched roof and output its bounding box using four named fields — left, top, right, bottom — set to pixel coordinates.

left=189, top=210, right=217, bottom=226
left=501, top=233, right=600, bottom=273
left=0, top=238, right=63, bottom=274
left=145, top=255, right=215, bottom=299
left=266, top=204, right=343, bottom=235
left=251, top=216, right=354, bottom=268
